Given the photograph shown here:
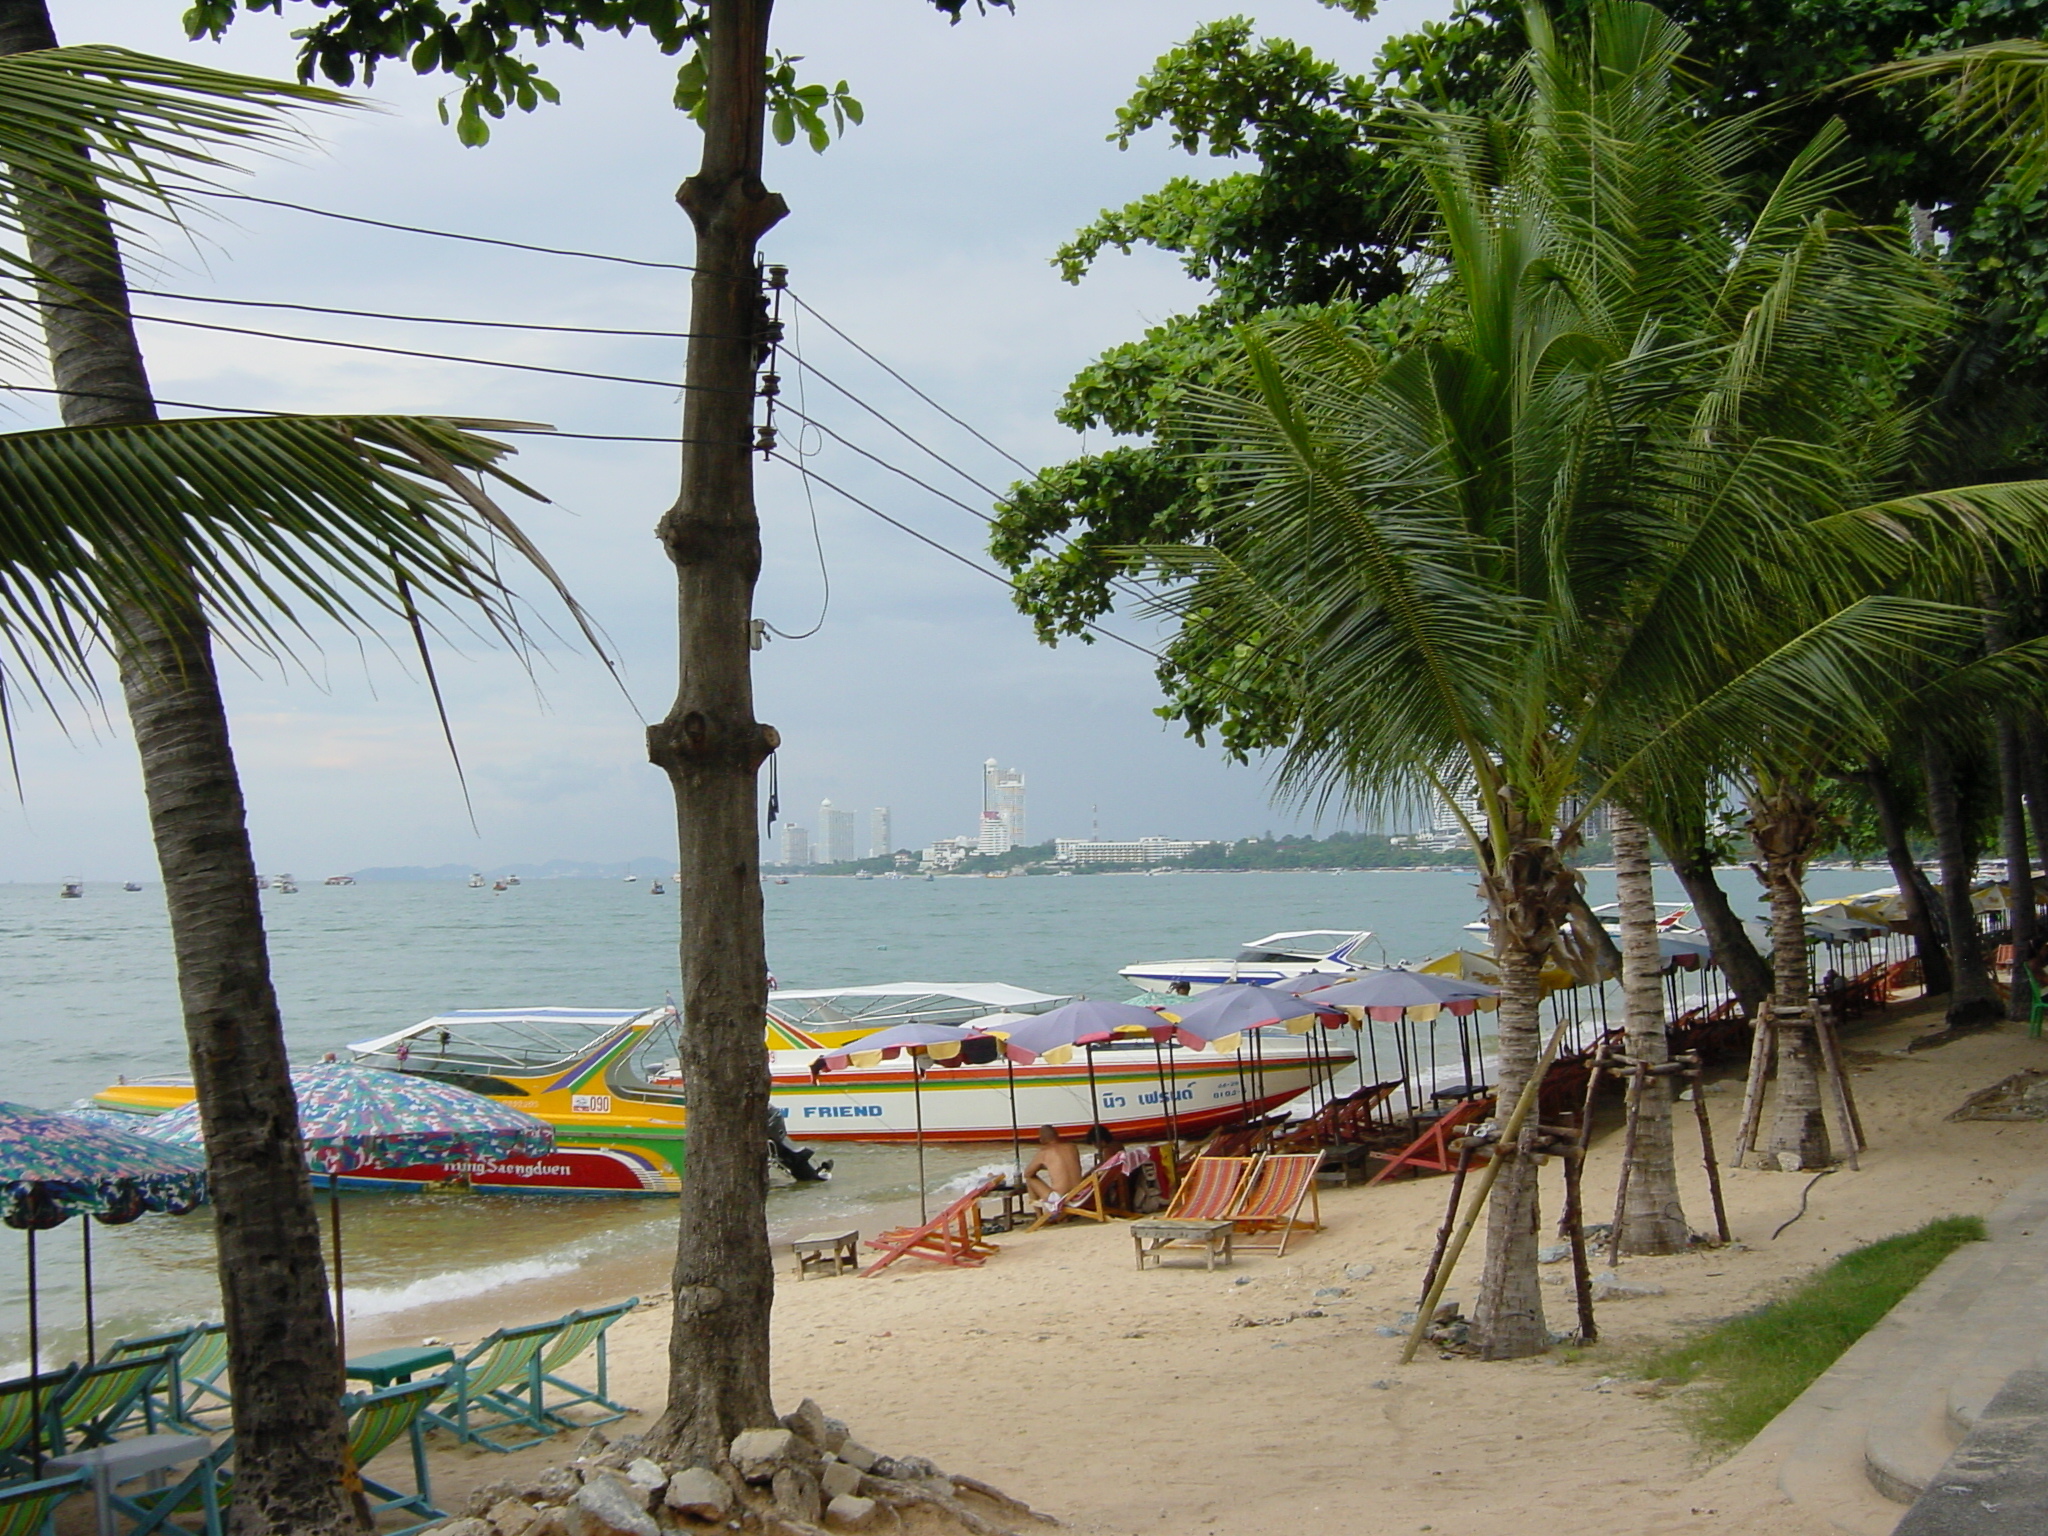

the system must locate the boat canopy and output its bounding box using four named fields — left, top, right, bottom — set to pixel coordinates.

left=765, top=982, right=1072, bottom=1030
left=348, top=1007, right=662, bottom=1074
